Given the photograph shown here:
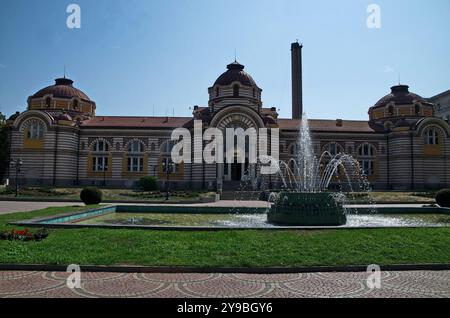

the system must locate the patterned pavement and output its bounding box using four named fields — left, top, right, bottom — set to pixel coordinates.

left=0, top=270, right=449, bottom=298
